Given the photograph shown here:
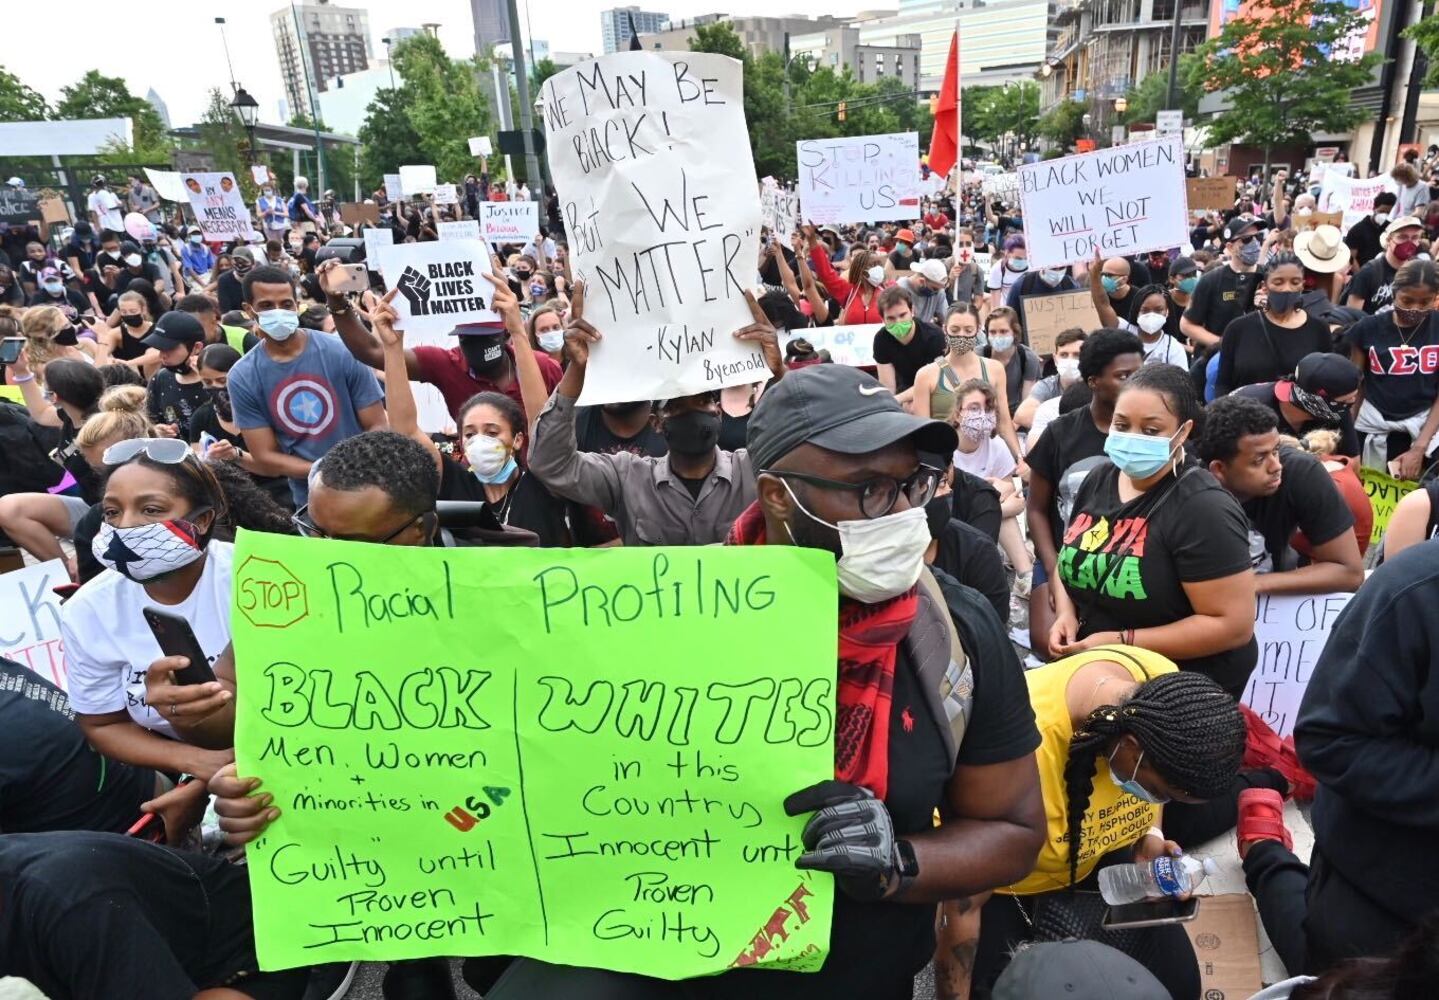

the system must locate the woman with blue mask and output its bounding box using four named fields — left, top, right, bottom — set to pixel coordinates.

left=970, top=655, right=1244, bottom=998
left=1048, top=364, right=1258, bottom=699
